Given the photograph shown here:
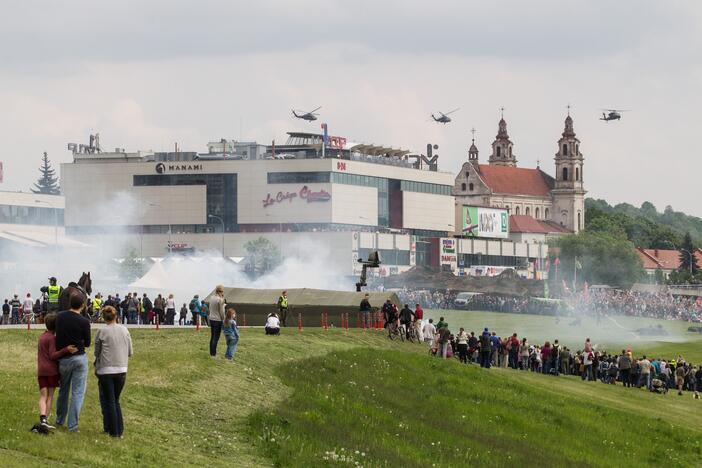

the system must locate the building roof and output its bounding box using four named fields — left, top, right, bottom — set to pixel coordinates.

left=636, top=248, right=702, bottom=270
left=509, top=215, right=571, bottom=234
left=476, top=164, right=554, bottom=197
